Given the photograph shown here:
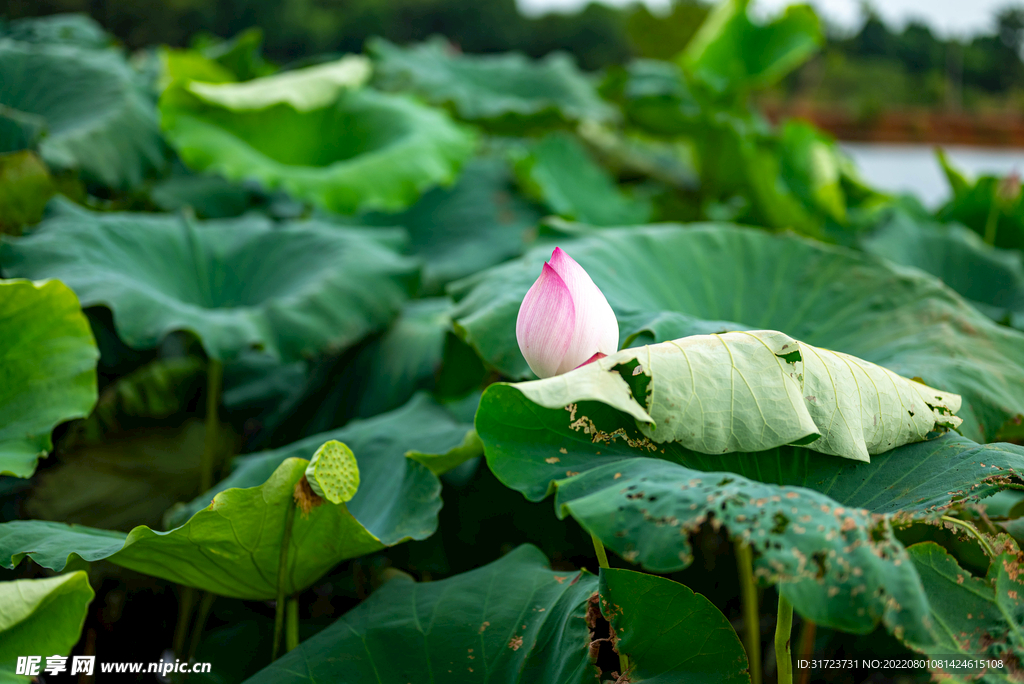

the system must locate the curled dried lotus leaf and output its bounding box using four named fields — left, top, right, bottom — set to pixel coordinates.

left=305, top=440, right=359, bottom=503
